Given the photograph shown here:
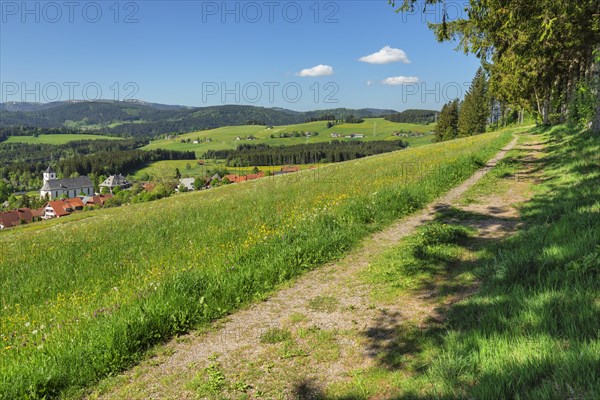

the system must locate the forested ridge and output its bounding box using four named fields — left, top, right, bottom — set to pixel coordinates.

left=0, top=103, right=403, bottom=138
left=385, top=109, right=438, bottom=124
